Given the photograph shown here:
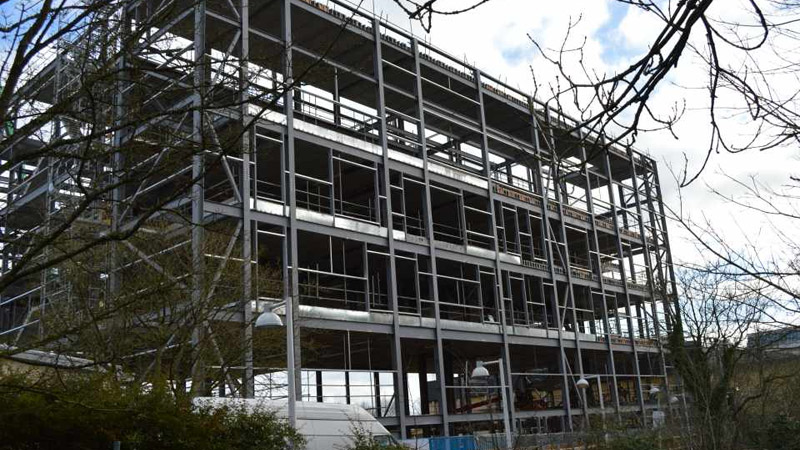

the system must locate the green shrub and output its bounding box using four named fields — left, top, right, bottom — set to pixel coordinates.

left=0, top=374, right=303, bottom=450
left=761, top=415, right=800, bottom=450
left=586, top=430, right=669, bottom=450
left=342, top=423, right=405, bottom=450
